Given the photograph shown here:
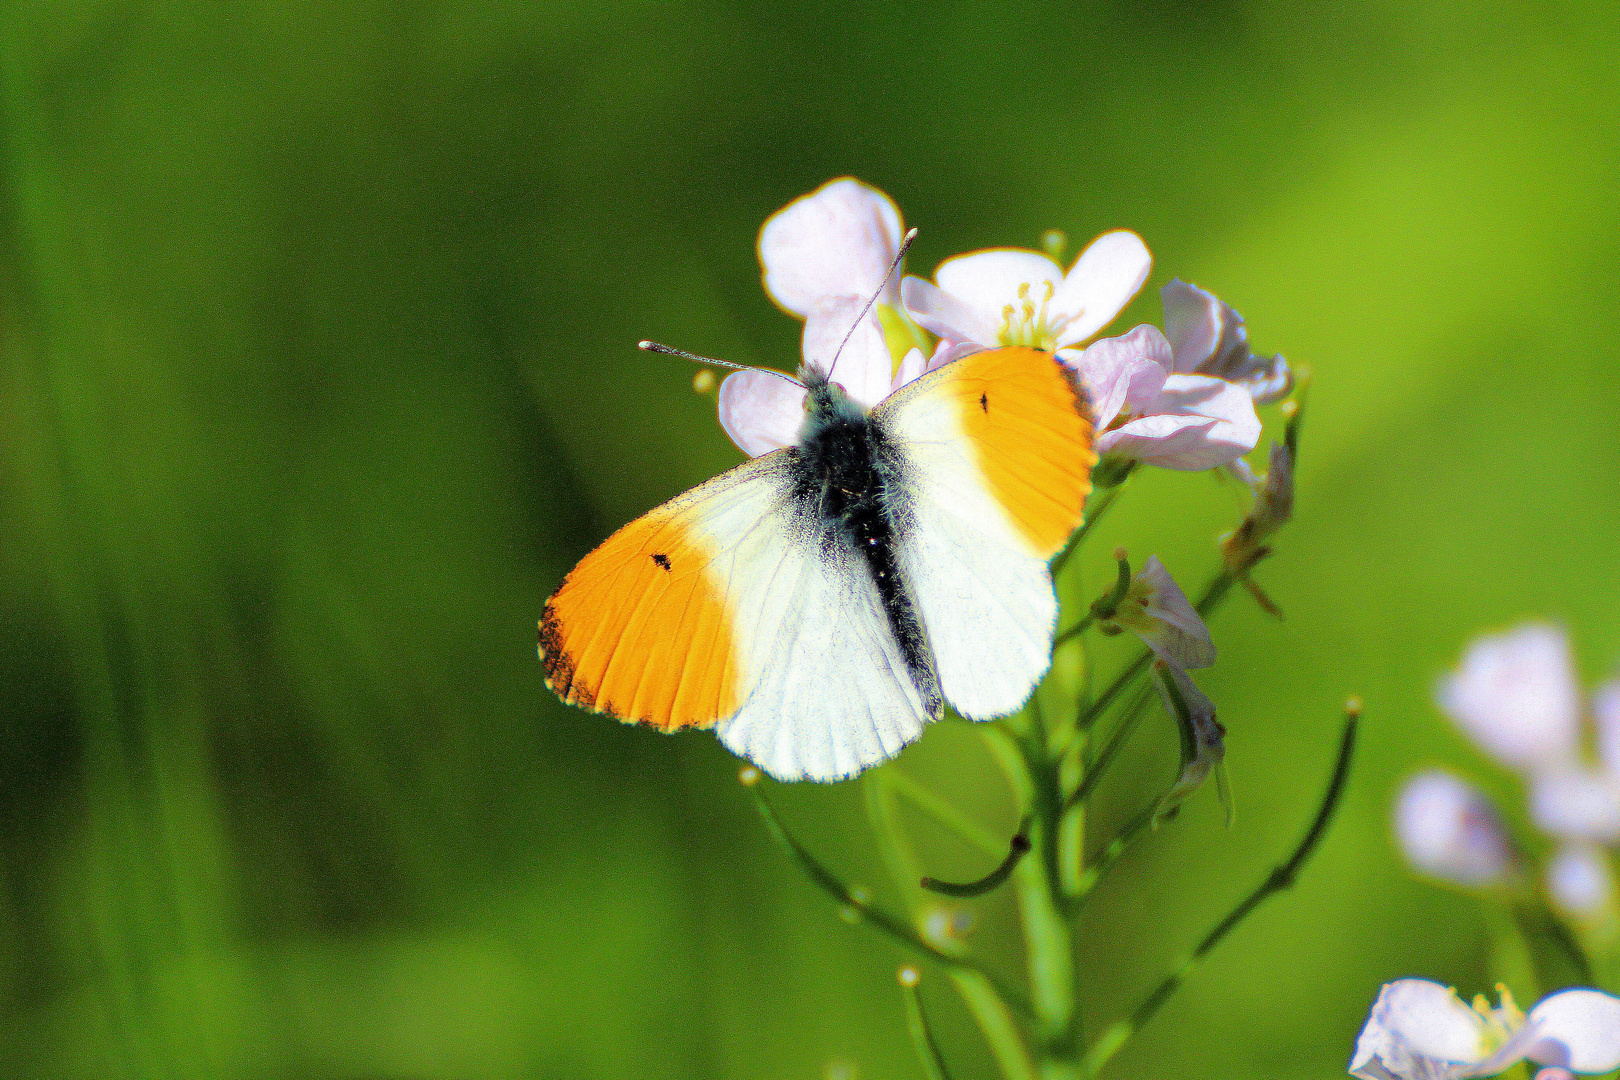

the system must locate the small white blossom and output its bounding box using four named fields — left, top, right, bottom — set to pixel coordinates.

left=1350, top=981, right=1620, bottom=1079
left=1546, top=843, right=1615, bottom=919
left=1161, top=278, right=1291, bottom=402
left=758, top=177, right=905, bottom=317
left=1106, top=555, right=1216, bottom=669
left=1066, top=324, right=1262, bottom=471
left=900, top=231, right=1151, bottom=360
left=1393, top=770, right=1515, bottom=887
left=1435, top=624, right=1582, bottom=774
